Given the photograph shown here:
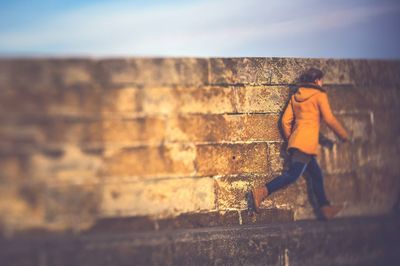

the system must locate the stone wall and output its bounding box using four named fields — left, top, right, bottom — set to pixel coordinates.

left=0, top=58, right=399, bottom=233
